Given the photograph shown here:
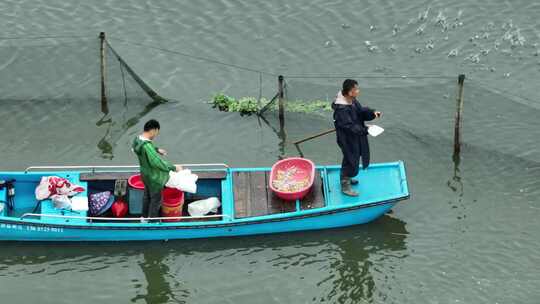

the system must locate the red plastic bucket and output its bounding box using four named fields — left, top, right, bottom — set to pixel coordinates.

left=128, top=175, right=184, bottom=220
left=127, top=174, right=145, bottom=190
left=161, top=187, right=184, bottom=222
left=162, top=187, right=183, bottom=203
